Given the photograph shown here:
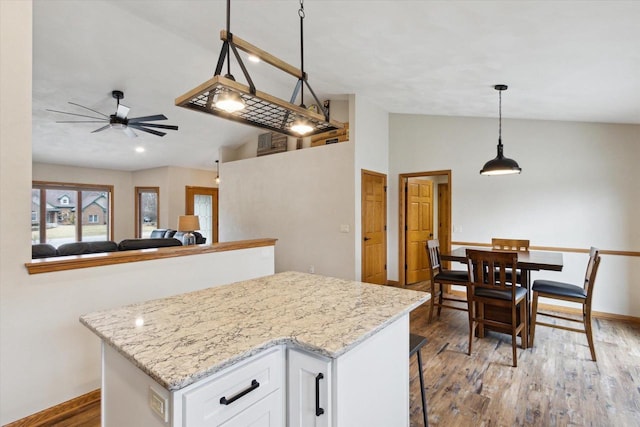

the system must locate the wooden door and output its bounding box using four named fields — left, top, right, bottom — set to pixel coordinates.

left=405, top=178, right=433, bottom=284
left=185, top=186, right=219, bottom=244
left=361, top=170, right=387, bottom=285
left=438, top=183, right=451, bottom=269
